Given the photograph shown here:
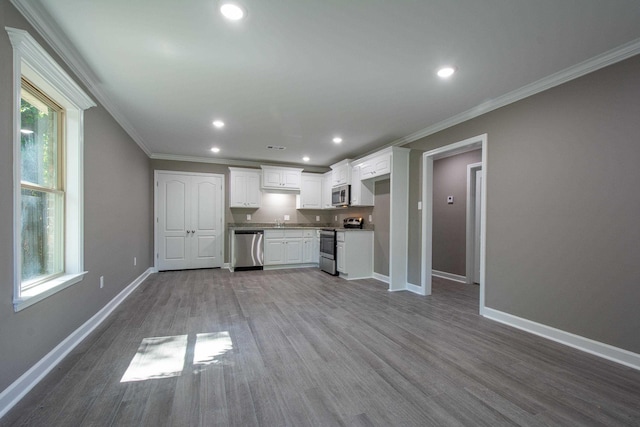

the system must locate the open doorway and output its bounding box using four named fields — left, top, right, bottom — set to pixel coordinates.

left=420, top=134, right=487, bottom=314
